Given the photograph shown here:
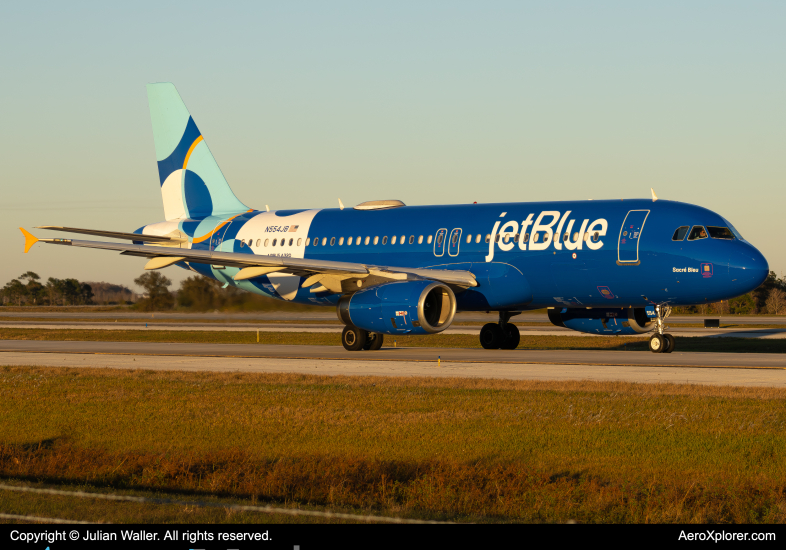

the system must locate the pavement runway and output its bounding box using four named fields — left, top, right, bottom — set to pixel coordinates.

left=2, top=321, right=785, bottom=338
left=0, top=340, right=783, bottom=387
